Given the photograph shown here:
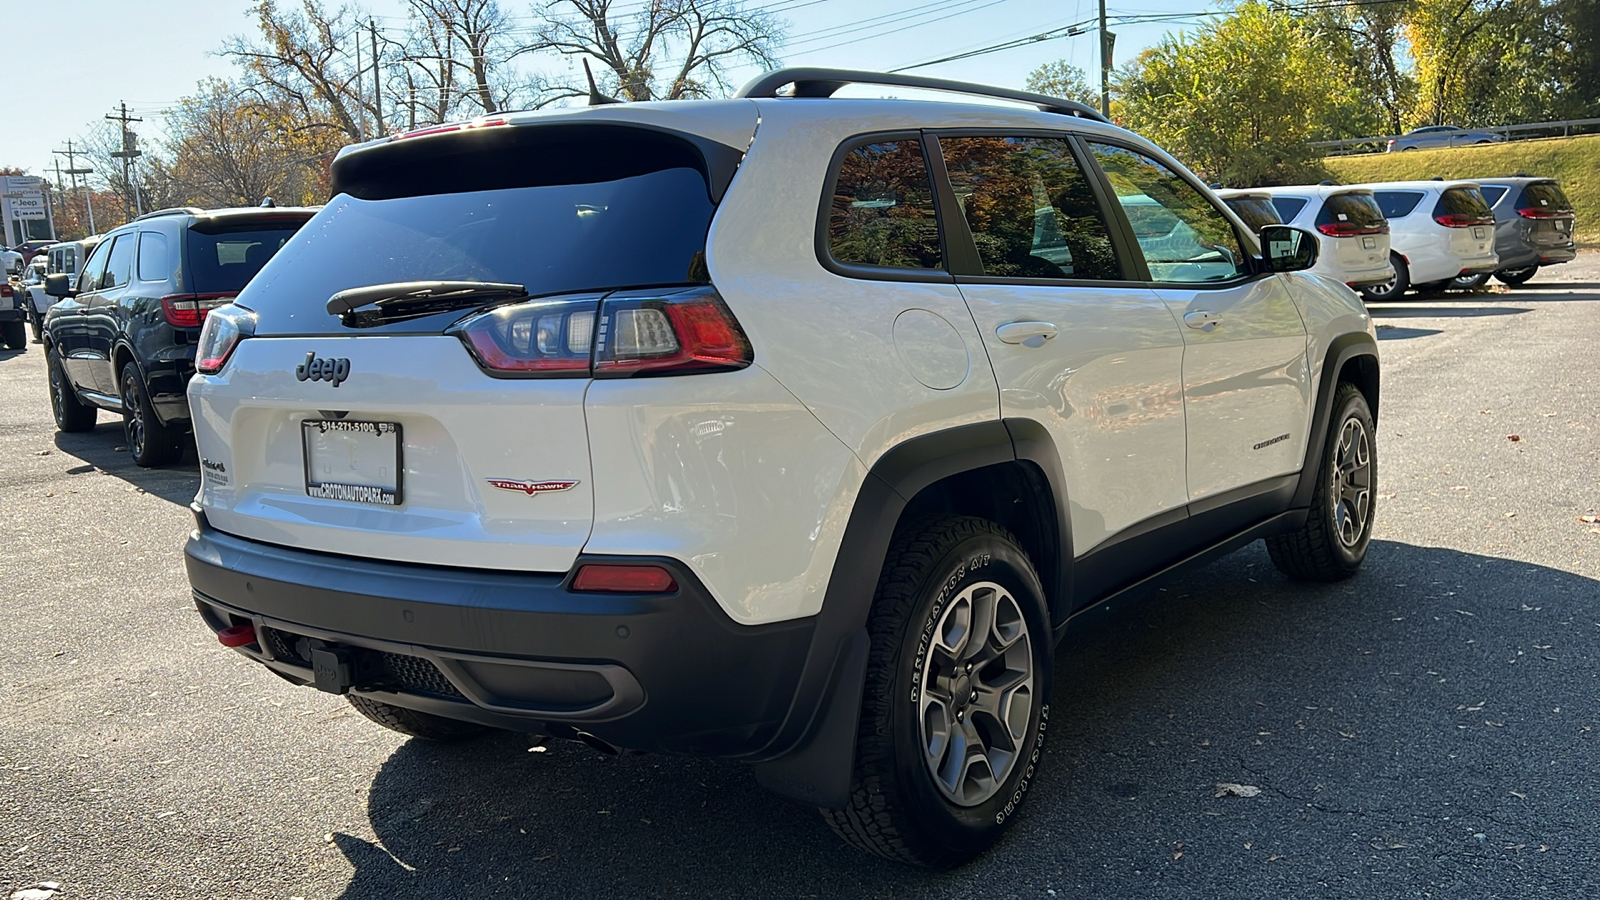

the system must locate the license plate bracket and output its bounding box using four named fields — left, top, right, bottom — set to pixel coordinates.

left=1473, top=226, right=1488, bottom=240
left=302, top=419, right=403, bottom=506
